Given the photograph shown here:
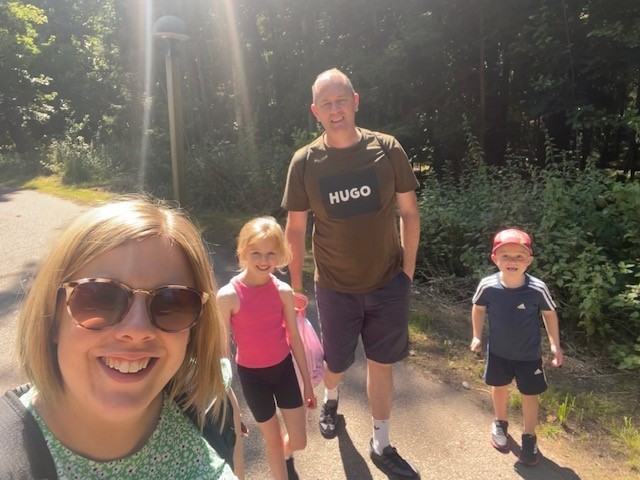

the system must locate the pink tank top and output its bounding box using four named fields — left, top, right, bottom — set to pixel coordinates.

left=230, top=275, right=290, bottom=368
